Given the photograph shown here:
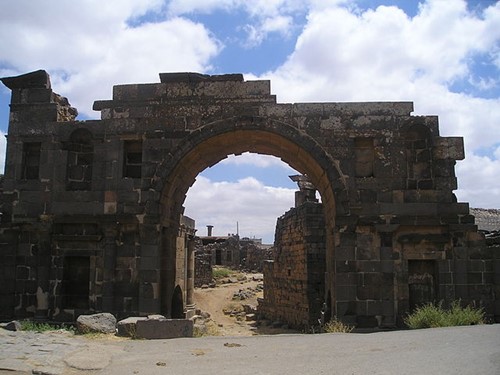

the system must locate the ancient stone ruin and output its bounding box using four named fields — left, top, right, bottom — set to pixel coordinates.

left=0, top=70, right=498, bottom=328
